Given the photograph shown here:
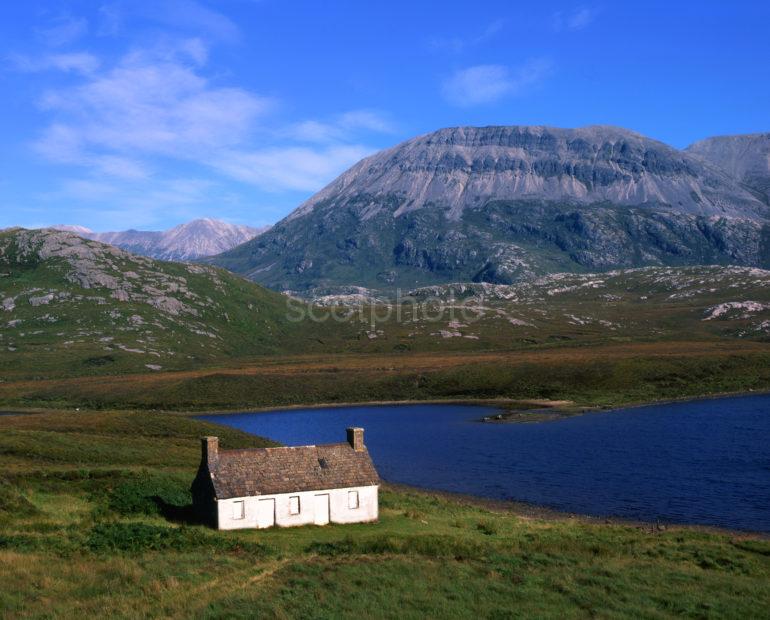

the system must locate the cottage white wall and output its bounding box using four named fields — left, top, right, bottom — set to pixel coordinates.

left=216, top=485, right=378, bottom=530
